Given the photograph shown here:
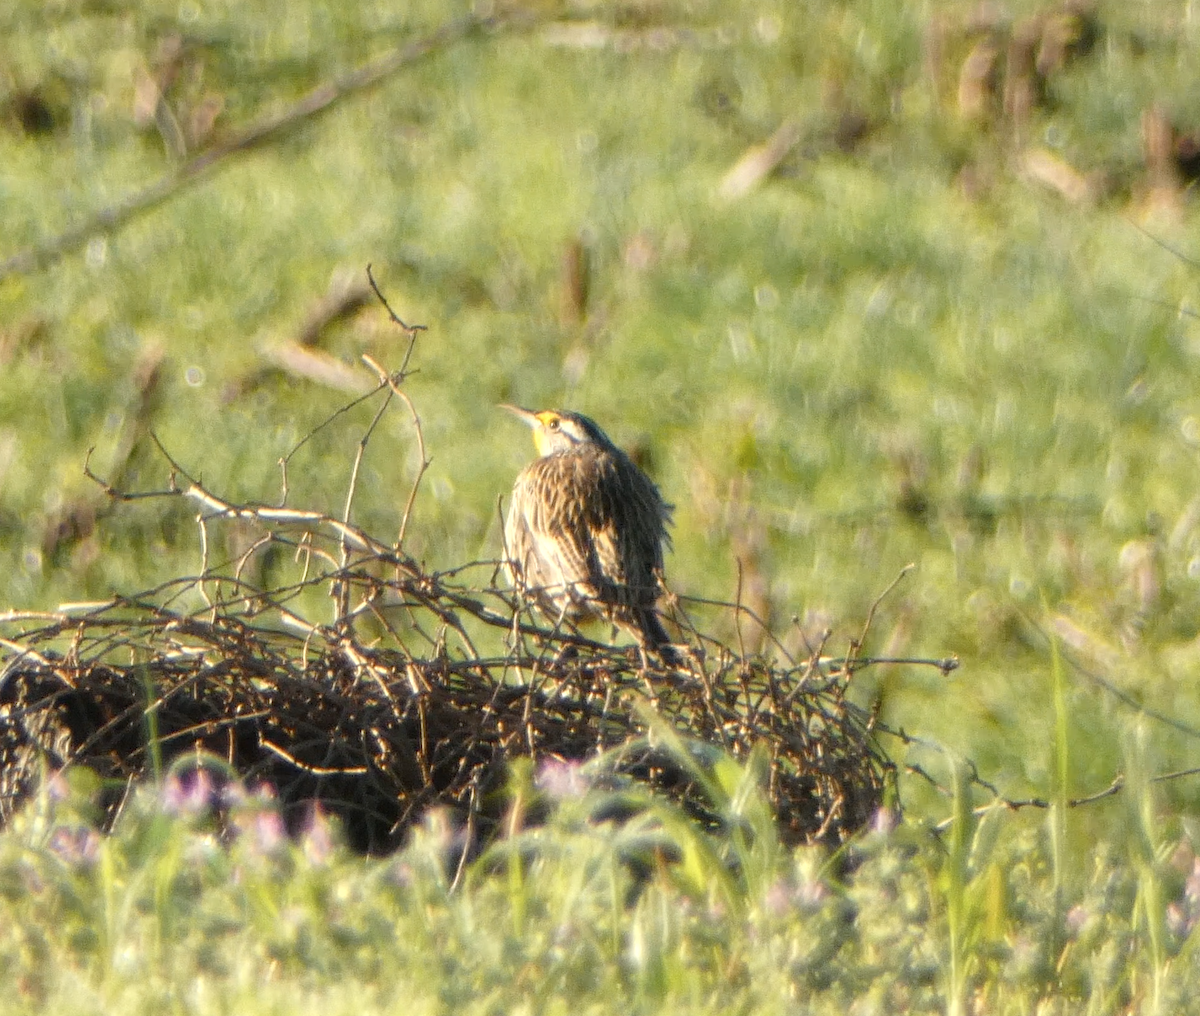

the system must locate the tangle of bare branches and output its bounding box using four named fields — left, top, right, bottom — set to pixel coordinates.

left=0, top=277, right=961, bottom=854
